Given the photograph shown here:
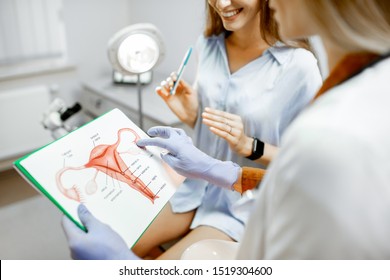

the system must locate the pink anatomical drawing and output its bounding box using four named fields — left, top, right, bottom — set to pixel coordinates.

left=55, top=128, right=159, bottom=203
